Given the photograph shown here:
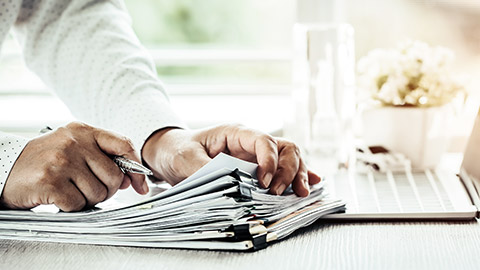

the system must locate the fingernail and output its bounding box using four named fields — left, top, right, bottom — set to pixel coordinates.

left=142, top=180, right=149, bottom=194
left=263, top=173, right=273, bottom=187
left=275, top=183, right=286, bottom=195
